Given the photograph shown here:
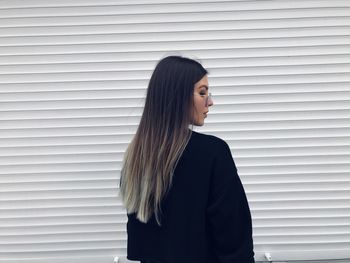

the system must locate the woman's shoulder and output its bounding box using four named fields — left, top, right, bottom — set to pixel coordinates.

left=190, top=130, right=229, bottom=151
